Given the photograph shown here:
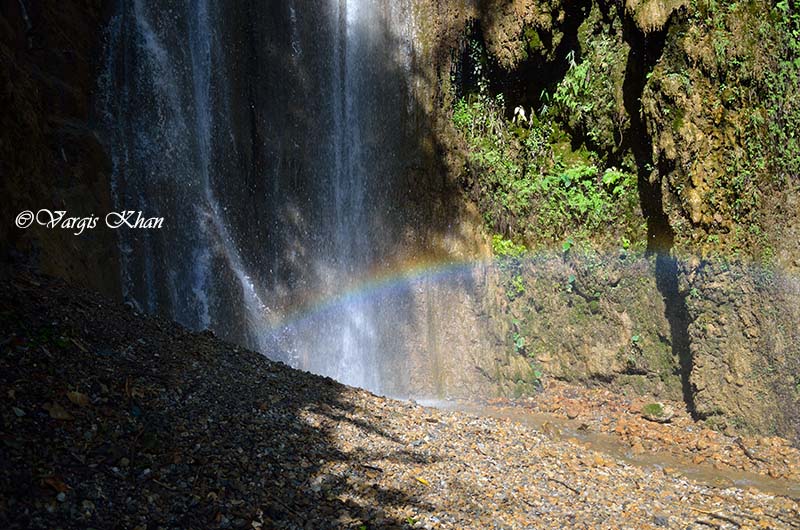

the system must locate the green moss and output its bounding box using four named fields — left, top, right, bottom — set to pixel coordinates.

left=642, top=402, right=666, bottom=417
left=670, top=105, right=685, bottom=131
left=523, top=25, right=543, bottom=55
